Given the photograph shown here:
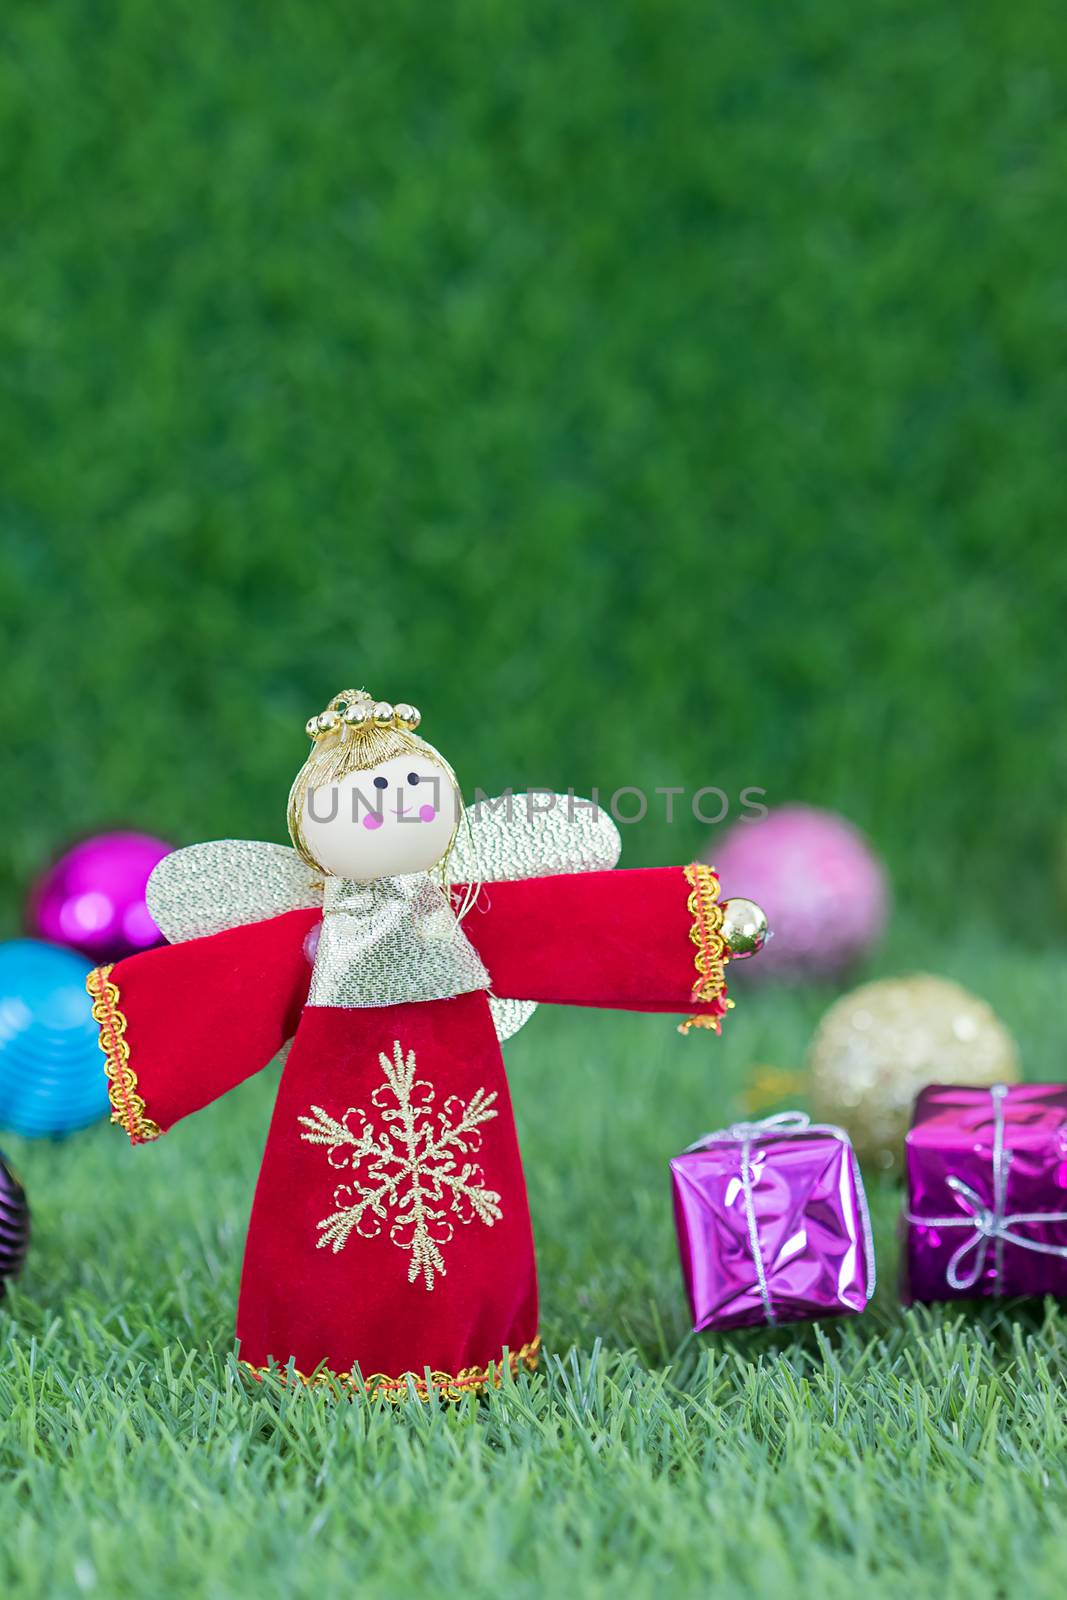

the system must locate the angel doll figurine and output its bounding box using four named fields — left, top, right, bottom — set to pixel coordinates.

left=86, top=689, right=767, bottom=1398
